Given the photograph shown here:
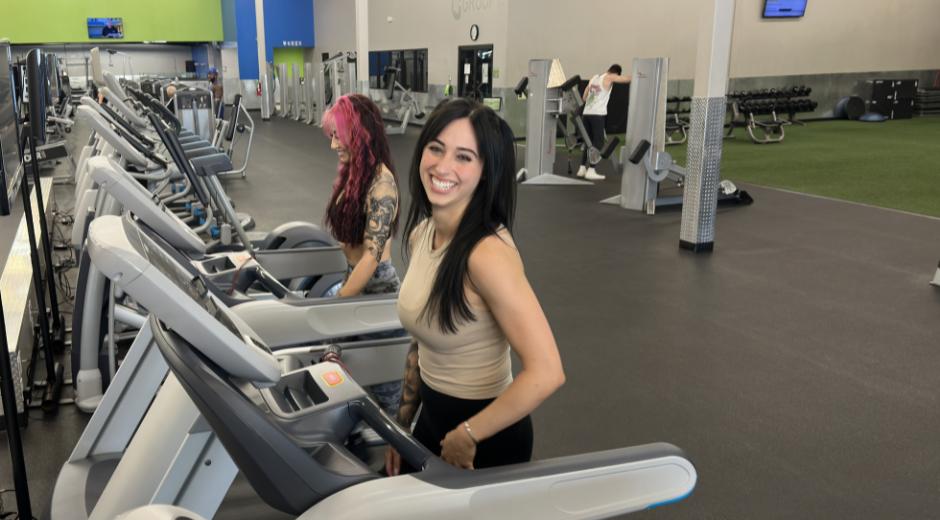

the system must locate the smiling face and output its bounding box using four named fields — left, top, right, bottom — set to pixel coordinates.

left=419, top=117, right=483, bottom=215
left=330, top=131, right=351, bottom=164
